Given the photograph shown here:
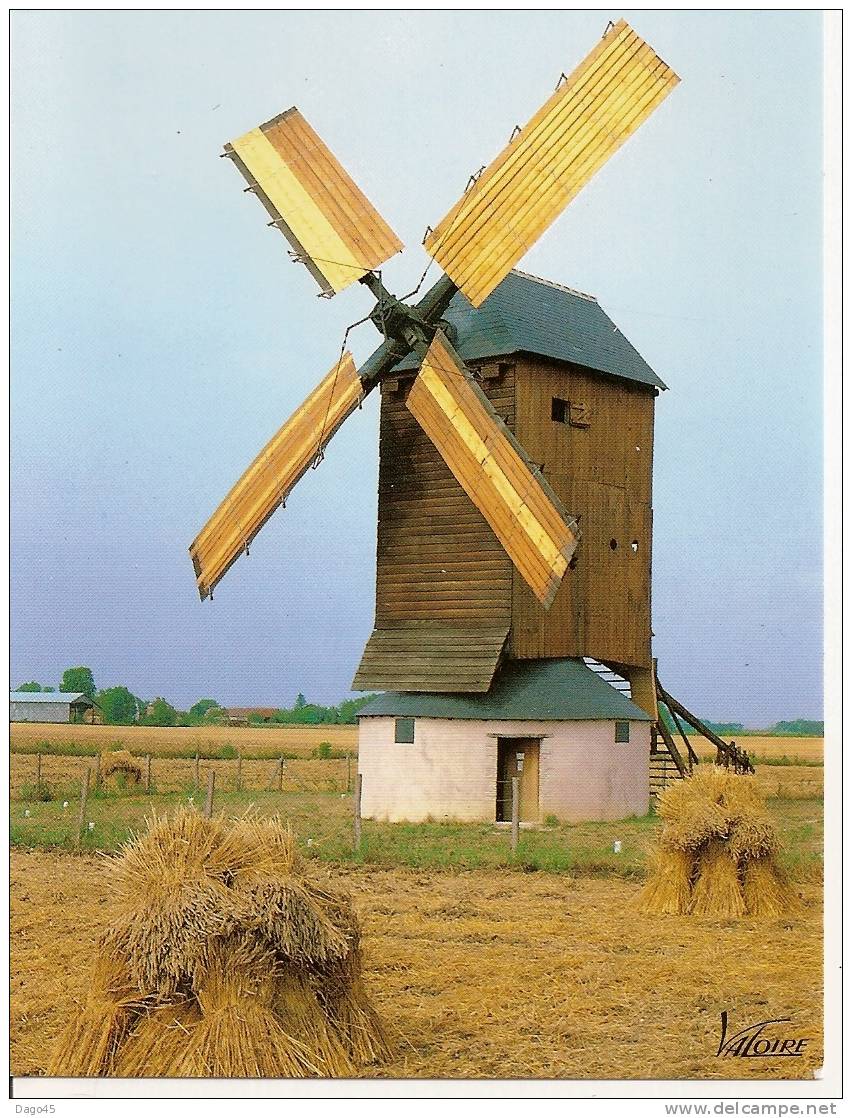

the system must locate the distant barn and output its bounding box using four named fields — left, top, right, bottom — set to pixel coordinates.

left=9, top=691, right=99, bottom=724
left=225, top=707, right=279, bottom=726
